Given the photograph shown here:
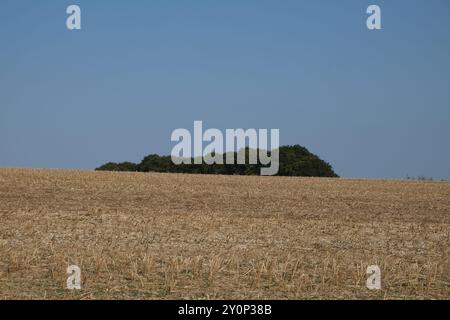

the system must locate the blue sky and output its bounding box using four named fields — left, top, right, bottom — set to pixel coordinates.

left=1, top=0, right=449, bottom=179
